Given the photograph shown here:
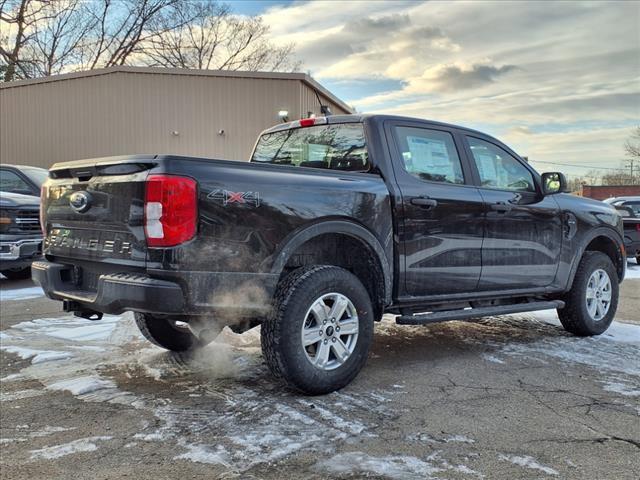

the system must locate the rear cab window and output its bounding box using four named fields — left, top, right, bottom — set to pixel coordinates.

left=251, top=123, right=369, bottom=172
